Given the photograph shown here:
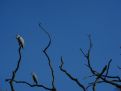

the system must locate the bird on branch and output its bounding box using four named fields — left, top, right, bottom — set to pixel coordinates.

left=32, top=72, right=38, bottom=85
left=16, top=34, right=24, bottom=48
